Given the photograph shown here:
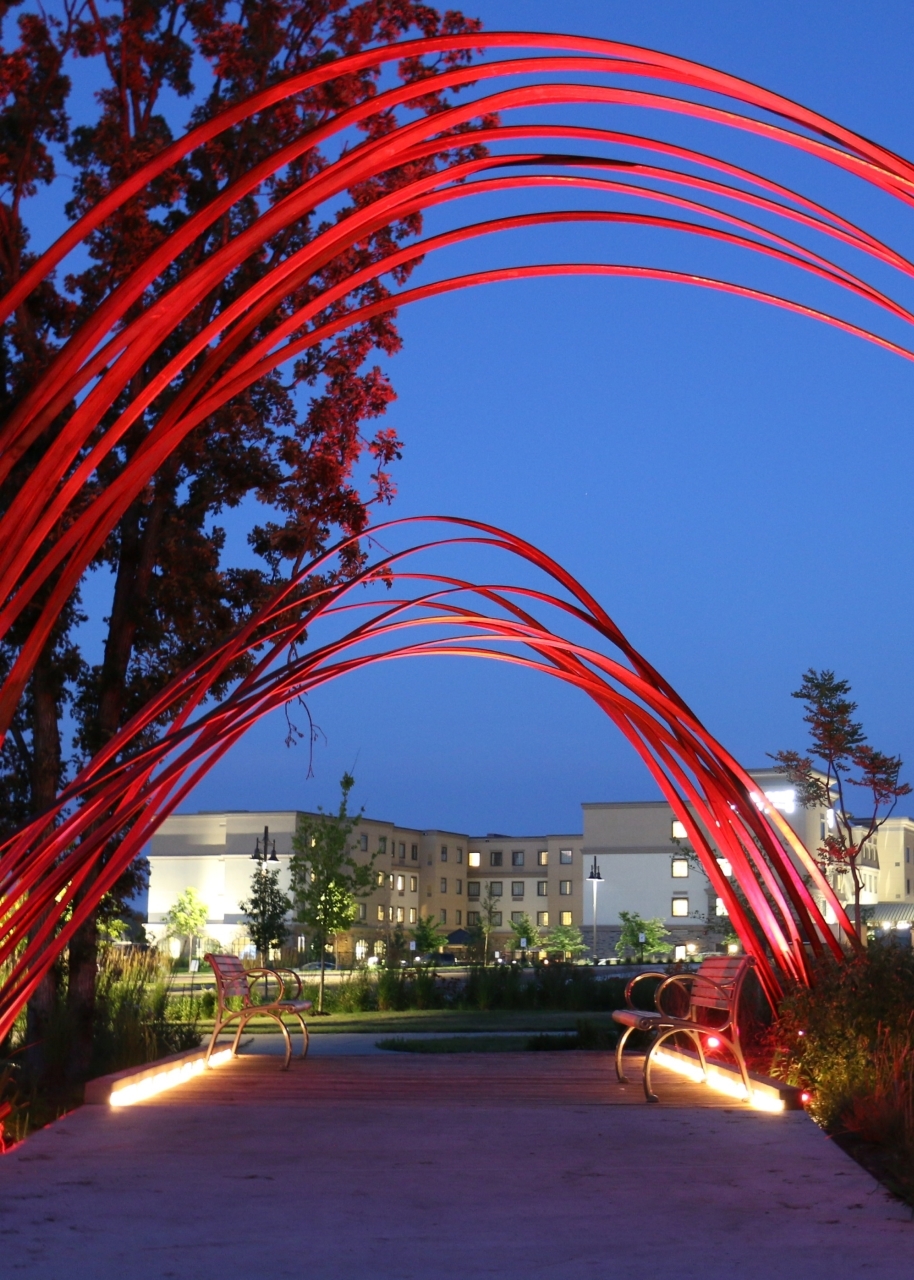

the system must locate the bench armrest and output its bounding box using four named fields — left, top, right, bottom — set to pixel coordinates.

left=245, top=966, right=295, bottom=1002
left=624, top=971, right=667, bottom=1010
